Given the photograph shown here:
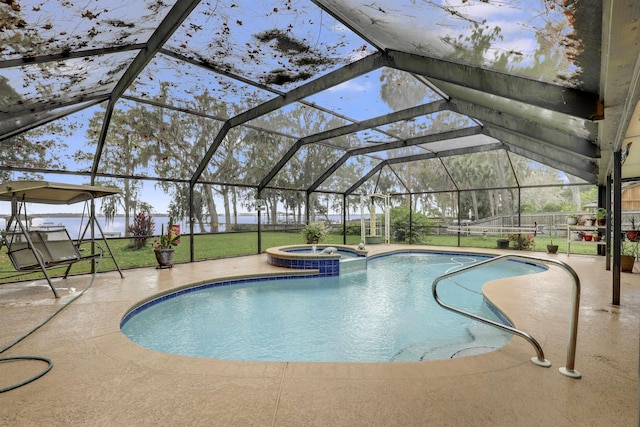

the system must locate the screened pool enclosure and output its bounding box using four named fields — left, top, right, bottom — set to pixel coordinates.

left=1, top=1, right=640, bottom=268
